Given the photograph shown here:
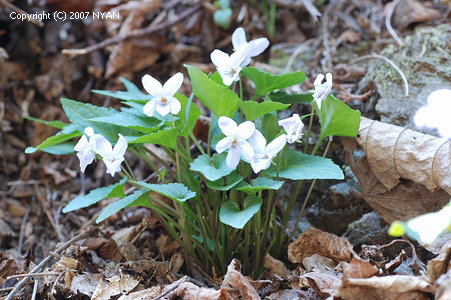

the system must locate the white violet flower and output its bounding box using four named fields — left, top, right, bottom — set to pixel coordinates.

left=231, top=27, right=270, bottom=67
left=278, top=114, right=304, bottom=144
left=216, top=116, right=255, bottom=169
left=95, top=133, right=128, bottom=177
left=142, top=72, right=183, bottom=117
left=74, top=127, right=98, bottom=173
left=312, top=73, right=333, bottom=109
left=248, top=129, right=287, bottom=173
left=210, top=46, right=247, bottom=86
left=414, top=89, right=451, bottom=139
